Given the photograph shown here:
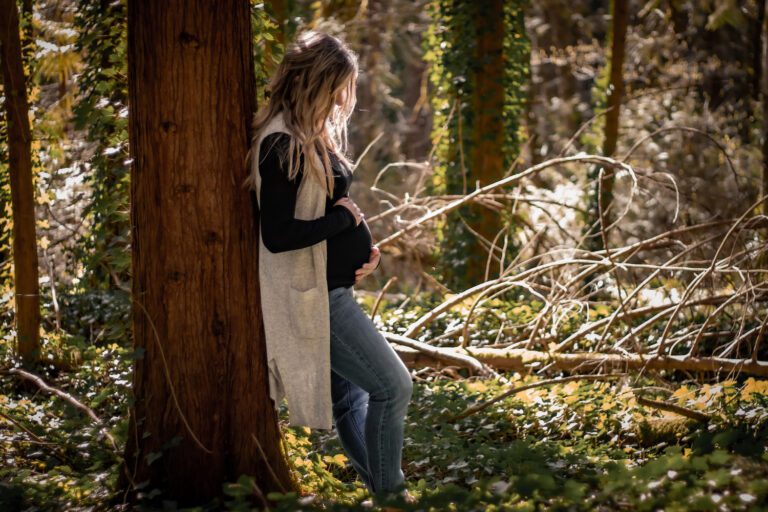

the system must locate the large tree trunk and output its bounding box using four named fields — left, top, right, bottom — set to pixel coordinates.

left=427, top=0, right=529, bottom=291
left=0, top=0, right=41, bottom=365
left=121, top=0, right=295, bottom=505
